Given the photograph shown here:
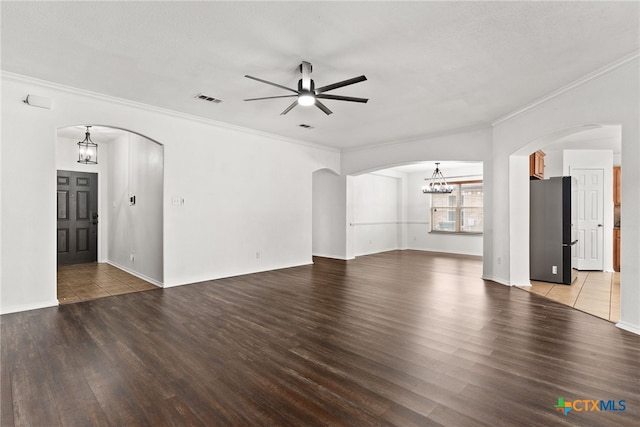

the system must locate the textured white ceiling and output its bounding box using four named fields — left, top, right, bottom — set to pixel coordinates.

left=2, top=2, right=638, bottom=150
